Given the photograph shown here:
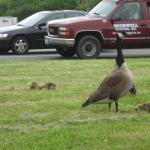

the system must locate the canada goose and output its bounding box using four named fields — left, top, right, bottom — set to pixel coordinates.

left=82, top=32, right=136, bottom=112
